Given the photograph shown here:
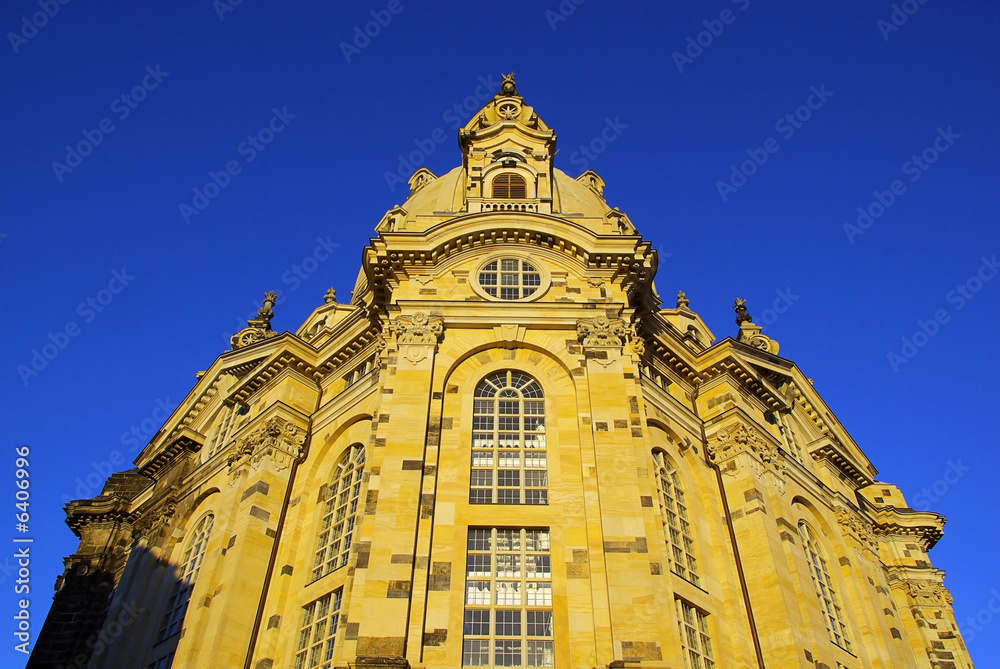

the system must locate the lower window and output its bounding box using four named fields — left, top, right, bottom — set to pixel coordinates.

left=463, top=528, right=554, bottom=667
left=294, top=589, right=343, bottom=669
left=676, top=598, right=715, bottom=669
